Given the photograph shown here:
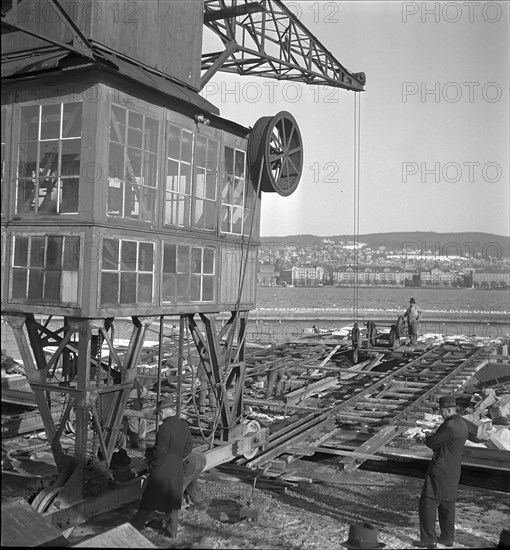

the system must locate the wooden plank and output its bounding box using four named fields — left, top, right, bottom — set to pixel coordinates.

left=74, top=522, right=156, bottom=548
left=288, top=446, right=387, bottom=461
